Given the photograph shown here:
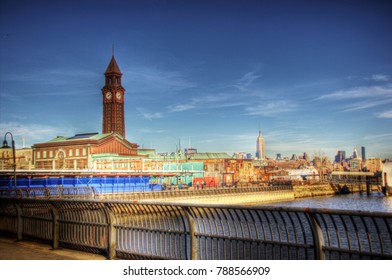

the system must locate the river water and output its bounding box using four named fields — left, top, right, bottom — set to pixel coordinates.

left=264, top=192, right=392, bottom=213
